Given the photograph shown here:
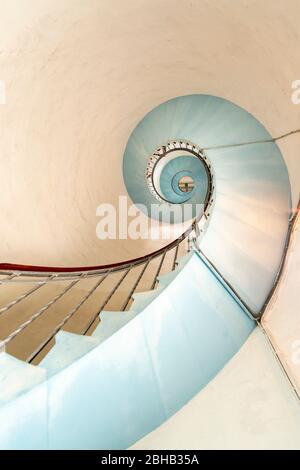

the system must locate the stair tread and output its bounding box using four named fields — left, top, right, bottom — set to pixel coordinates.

left=177, top=251, right=193, bottom=267
left=40, top=331, right=99, bottom=377
left=92, top=310, right=137, bottom=343
left=0, top=352, right=46, bottom=406
left=157, top=252, right=193, bottom=287
left=130, top=288, right=163, bottom=312
left=158, top=270, right=178, bottom=287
